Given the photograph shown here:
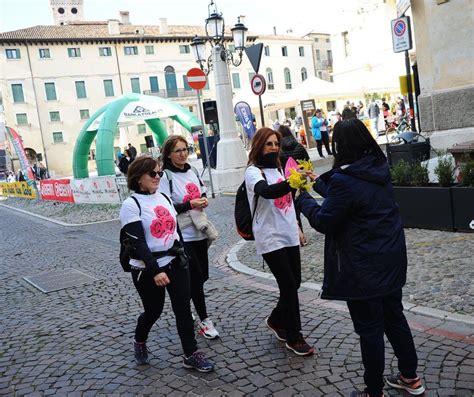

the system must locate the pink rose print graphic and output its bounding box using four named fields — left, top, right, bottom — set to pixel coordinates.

left=274, top=178, right=292, bottom=214
left=182, top=182, right=201, bottom=203
left=150, top=205, right=176, bottom=242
